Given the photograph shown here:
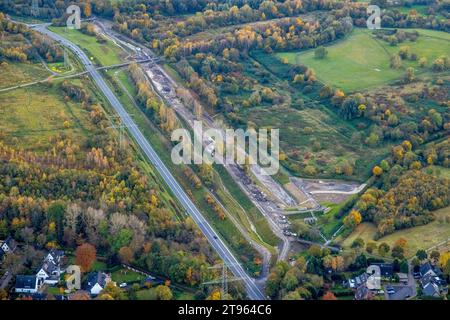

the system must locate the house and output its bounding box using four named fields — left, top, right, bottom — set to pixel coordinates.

left=422, top=281, right=440, bottom=297
left=355, top=284, right=374, bottom=300
left=348, top=272, right=368, bottom=289
left=83, top=271, right=111, bottom=296
left=36, top=261, right=62, bottom=286
left=15, top=275, right=40, bottom=294
left=420, top=262, right=437, bottom=278
left=419, top=265, right=447, bottom=298
left=0, top=236, right=16, bottom=259
left=44, top=249, right=64, bottom=265
left=34, top=249, right=65, bottom=286
left=371, top=263, right=394, bottom=278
